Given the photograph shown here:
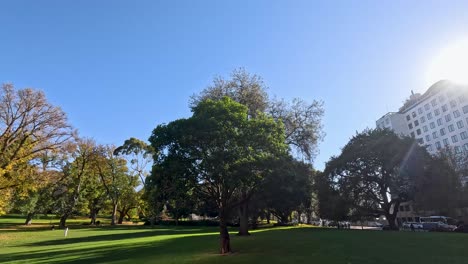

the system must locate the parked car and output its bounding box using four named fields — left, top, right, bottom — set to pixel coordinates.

left=422, top=221, right=456, bottom=232
left=401, top=222, right=423, bottom=230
